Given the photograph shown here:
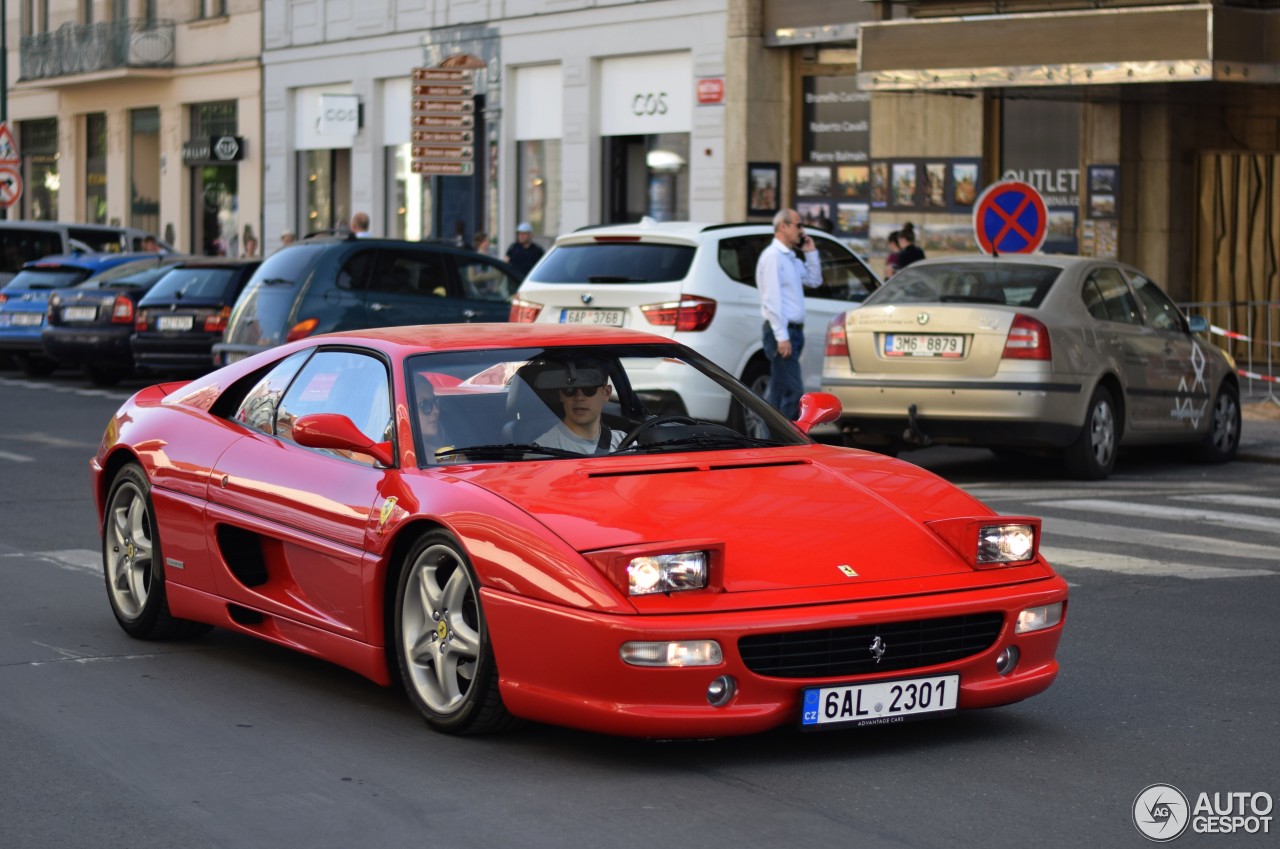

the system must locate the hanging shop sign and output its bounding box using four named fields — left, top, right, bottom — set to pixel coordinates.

left=182, top=135, right=246, bottom=165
